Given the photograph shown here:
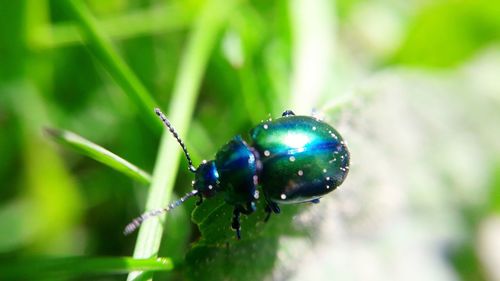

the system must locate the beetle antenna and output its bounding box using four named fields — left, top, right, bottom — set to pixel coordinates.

left=124, top=189, right=199, bottom=235
left=154, top=108, right=196, bottom=173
